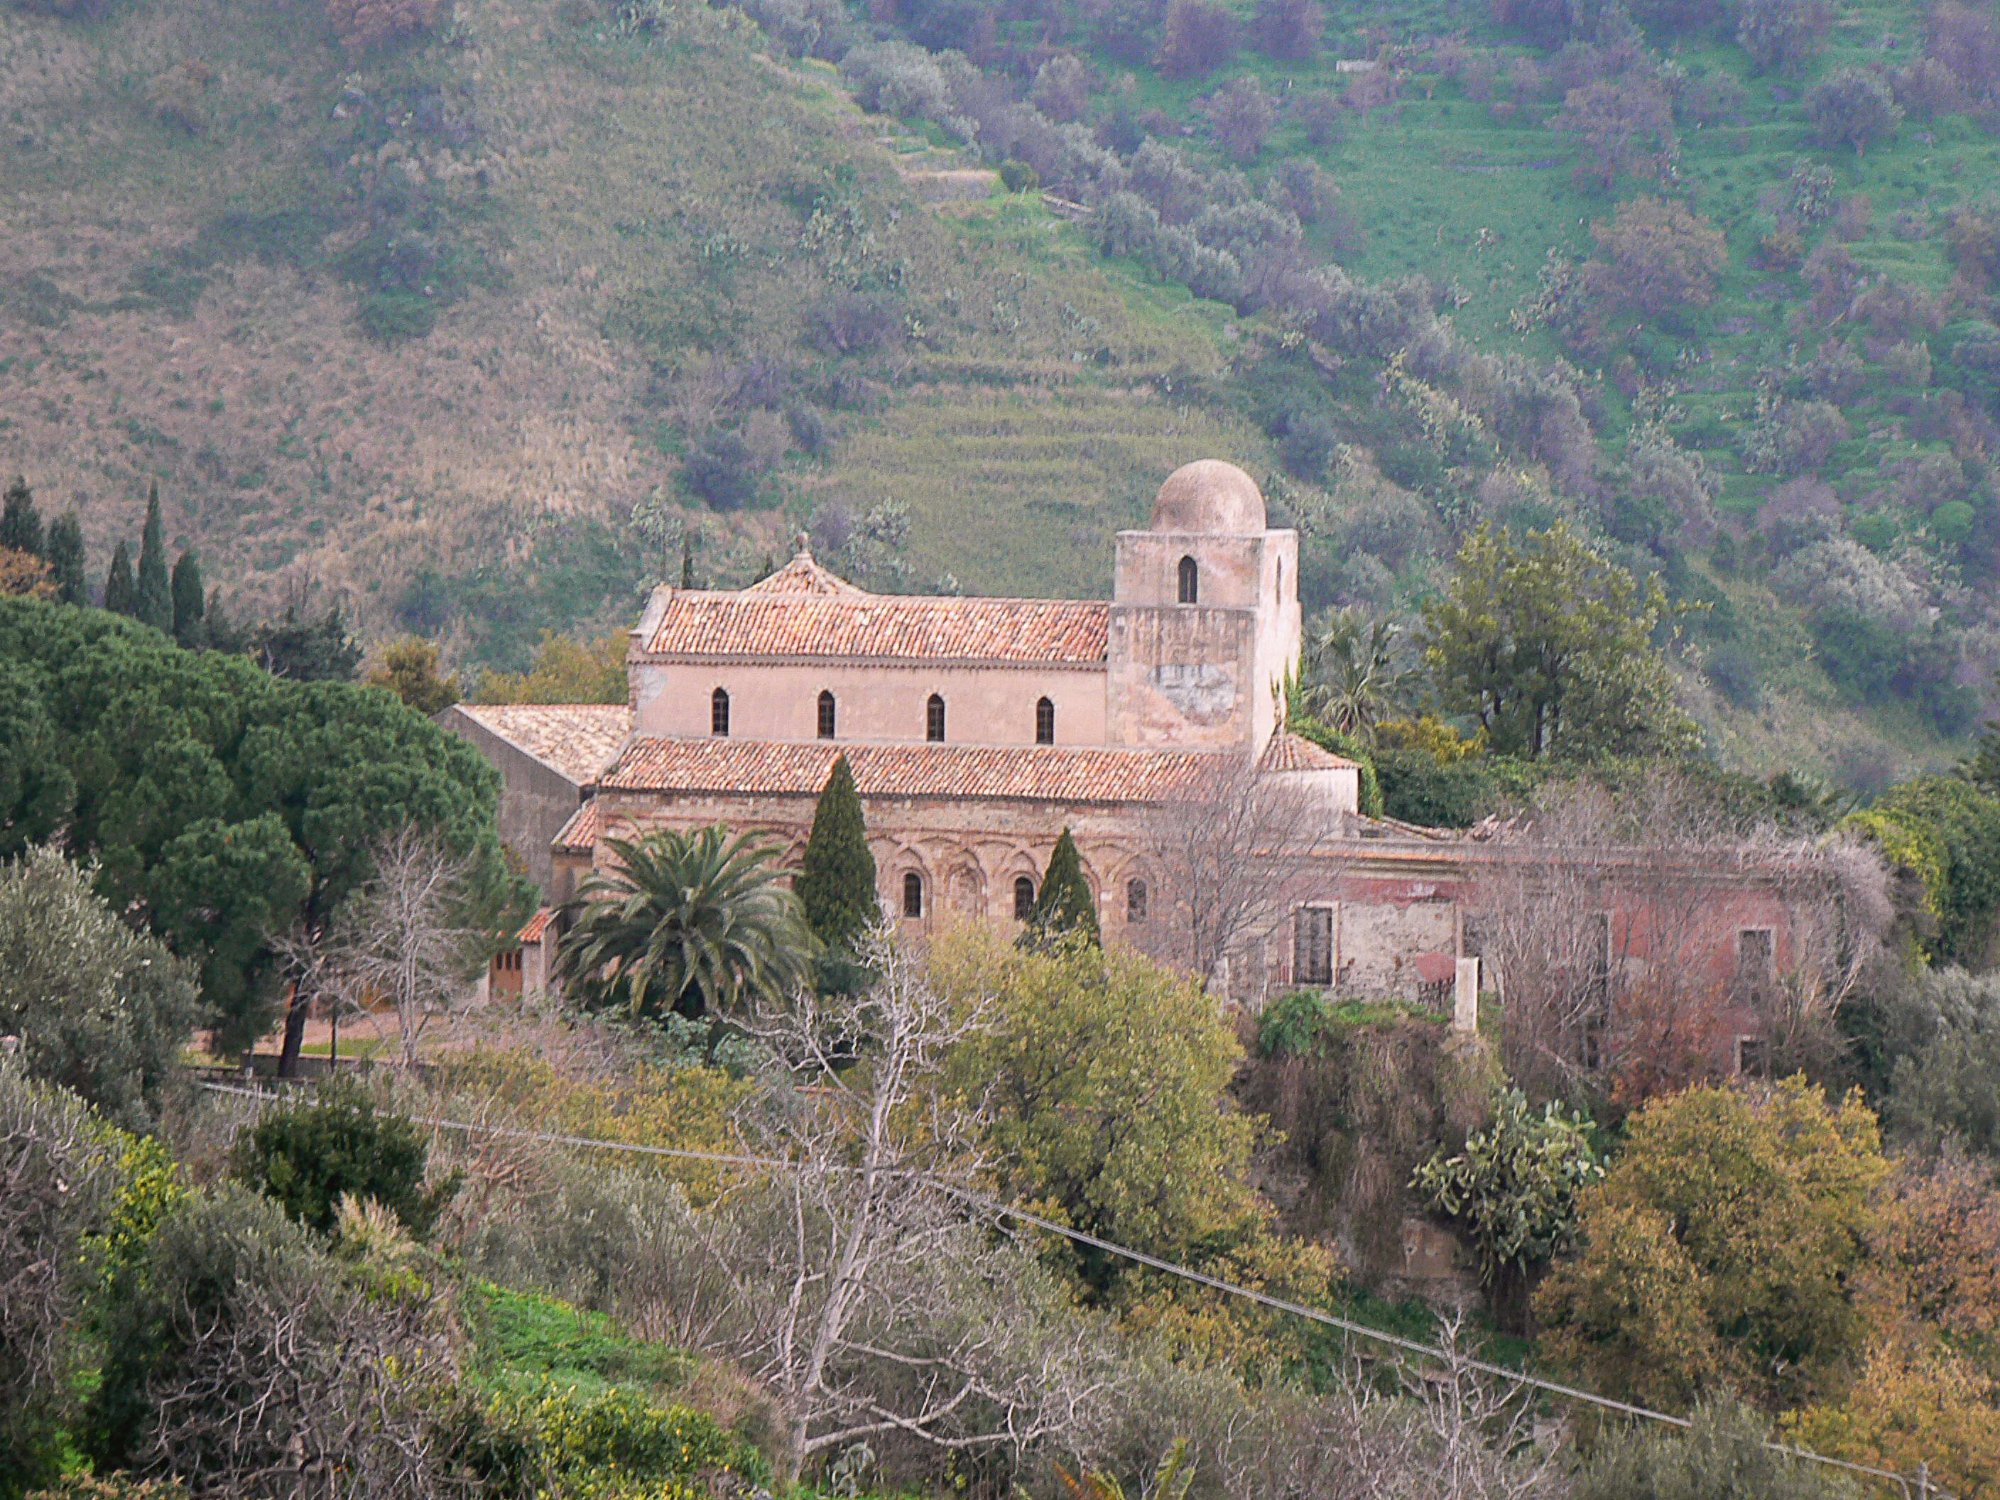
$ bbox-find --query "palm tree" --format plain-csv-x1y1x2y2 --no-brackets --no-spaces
1302,608,1409,737
555,826,816,1019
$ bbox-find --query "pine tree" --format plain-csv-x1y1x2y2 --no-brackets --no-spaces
0,476,43,558
135,483,173,633
170,550,207,648
796,755,878,952
44,512,86,604
1026,828,1100,947
103,541,137,616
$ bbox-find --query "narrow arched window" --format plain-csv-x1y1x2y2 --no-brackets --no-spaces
1014,876,1036,921
1035,696,1055,745
926,693,946,743
1127,878,1149,924
817,690,836,740
1177,554,1199,605
902,871,925,919
710,687,730,736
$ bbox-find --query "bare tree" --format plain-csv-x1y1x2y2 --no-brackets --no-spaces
694,929,1109,1485
1143,752,1350,996
1469,772,1893,1100
286,826,489,1069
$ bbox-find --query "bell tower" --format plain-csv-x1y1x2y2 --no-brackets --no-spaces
1106,461,1301,754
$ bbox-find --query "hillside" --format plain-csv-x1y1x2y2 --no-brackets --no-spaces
836,0,2000,785
6,0,2000,782
0,0,1269,665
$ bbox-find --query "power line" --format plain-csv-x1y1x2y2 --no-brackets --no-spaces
200,1081,1945,1499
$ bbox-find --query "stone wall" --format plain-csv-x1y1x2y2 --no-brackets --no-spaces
436,707,587,894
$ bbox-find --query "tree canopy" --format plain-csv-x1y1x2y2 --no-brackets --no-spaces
1422,522,1699,761
0,598,519,1059
796,755,877,954
1026,828,1100,947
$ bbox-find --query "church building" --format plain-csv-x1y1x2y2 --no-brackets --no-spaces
448,461,1807,1042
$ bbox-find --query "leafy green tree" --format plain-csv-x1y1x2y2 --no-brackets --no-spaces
1411,1087,1604,1310
169,550,205,648
1857,776,2000,965
795,755,877,952
1879,968,2000,1155
1026,828,1100,947
43,512,86,605
935,928,1263,1275
134,483,172,634
1537,1078,1890,1408
472,629,627,704
0,663,74,861
556,827,815,1020
0,600,518,1065
102,541,136,617
0,476,43,559
1422,522,1698,760
232,1079,452,1236
365,636,459,714
0,846,200,1130
252,603,362,681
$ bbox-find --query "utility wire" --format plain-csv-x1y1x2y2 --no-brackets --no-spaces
200,1080,1945,1499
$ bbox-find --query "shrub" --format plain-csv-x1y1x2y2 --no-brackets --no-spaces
1156,0,1237,78
232,1078,454,1238
679,428,765,511
324,0,446,52
998,158,1039,194
86,1184,459,1487
358,288,438,343
1412,1088,1604,1299
1807,68,1903,156
446,1381,766,1497
1735,0,1831,74
1249,0,1322,59
1576,1400,1864,1500
0,1063,124,1496
0,846,199,1131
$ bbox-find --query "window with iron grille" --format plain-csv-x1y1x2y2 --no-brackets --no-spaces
1126,878,1148,923
902,872,924,919
1014,876,1035,921
1294,906,1334,986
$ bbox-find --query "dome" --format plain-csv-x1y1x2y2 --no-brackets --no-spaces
1149,460,1266,534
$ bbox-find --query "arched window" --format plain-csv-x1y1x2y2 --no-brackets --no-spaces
1035,696,1055,745
902,871,925,919
710,687,730,736
817,690,836,740
1126,878,1149,924
1014,876,1036,921
1177,554,1199,605
926,693,946,743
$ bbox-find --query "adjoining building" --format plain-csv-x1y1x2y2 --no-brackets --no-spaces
449,461,1812,1064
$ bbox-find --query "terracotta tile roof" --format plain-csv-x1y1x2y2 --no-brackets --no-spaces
553,799,603,852
1260,731,1358,772
517,907,555,945
451,704,631,787
602,738,1211,805
640,569,1110,666
745,551,869,597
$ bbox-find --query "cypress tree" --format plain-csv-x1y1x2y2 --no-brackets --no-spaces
135,483,173,632
1027,828,1100,947
0,476,43,558
170,550,207,648
103,541,137,616
44,512,86,604
796,755,878,952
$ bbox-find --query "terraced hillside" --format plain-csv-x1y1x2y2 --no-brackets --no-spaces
0,0,1268,663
